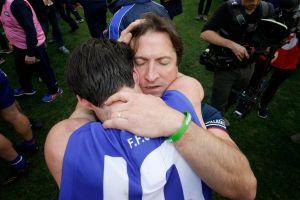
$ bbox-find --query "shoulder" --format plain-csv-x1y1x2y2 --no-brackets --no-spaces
45,118,90,152
44,118,90,186
202,2,231,31
47,118,90,137
169,74,202,90
216,1,231,14
260,1,275,17
168,74,204,103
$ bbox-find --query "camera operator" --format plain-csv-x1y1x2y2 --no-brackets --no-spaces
258,0,299,118
200,0,274,122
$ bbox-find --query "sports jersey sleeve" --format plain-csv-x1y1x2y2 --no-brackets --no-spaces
162,90,202,127
201,103,227,133
108,4,135,40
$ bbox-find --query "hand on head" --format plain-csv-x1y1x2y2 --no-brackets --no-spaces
118,19,146,44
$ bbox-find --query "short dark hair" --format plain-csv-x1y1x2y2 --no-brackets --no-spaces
66,38,135,106
131,13,183,65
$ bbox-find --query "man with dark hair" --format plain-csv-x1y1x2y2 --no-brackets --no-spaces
200,0,274,118
45,38,213,199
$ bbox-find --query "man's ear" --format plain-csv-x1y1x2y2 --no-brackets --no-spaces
76,95,94,110
133,68,139,85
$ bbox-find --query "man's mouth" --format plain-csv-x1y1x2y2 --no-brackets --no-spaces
145,85,161,90
143,85,163,94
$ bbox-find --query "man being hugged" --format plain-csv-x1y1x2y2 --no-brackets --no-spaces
46,38,210,199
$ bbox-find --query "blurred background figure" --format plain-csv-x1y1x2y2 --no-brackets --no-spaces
53,0,79,33
0,0,63,102
200,0,274,126
258,0,299,118
160,0,182,19
0,69,38,152
195,0,212,21
258,33,299,118
79,0,107,38
64,0,84,23
28,0,71,54
0,68,41,185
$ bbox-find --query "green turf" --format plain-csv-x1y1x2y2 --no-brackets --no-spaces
0,0,299,199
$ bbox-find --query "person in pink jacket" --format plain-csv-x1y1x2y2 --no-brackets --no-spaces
0,0,62,102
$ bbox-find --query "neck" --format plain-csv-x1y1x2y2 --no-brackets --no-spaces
97,86,141,122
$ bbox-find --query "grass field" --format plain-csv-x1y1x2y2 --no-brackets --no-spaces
0,0,300,199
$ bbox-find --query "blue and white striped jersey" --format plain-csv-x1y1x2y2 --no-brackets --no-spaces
59,90,211,200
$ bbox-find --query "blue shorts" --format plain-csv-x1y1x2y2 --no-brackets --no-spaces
0,69,15,109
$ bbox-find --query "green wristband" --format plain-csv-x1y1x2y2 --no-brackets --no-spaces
167,112,192,143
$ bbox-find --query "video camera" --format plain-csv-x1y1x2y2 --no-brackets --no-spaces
199,17,289,72
199,45,234,71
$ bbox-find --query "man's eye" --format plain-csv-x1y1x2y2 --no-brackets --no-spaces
160,62,169,66
160,59,170,66
134,59,146,66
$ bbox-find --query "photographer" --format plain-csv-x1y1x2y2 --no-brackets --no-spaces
200,0,274,121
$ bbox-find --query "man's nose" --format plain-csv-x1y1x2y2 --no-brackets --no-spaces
145,62,159,81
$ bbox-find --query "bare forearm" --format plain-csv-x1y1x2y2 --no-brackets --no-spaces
200,30,249,61
174,123,257,200
200,30,234,50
